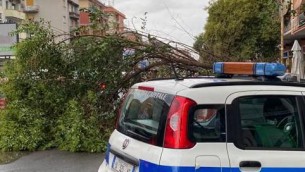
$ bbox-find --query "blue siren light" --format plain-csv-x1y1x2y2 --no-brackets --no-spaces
213,62,286,77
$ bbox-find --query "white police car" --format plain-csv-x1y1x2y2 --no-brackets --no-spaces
98,62,305,172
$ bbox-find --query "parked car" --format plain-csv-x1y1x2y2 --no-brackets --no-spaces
98,62,305,172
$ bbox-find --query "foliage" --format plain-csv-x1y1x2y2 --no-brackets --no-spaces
0,20,123,152
0,101,47,151
55,99,107,152
194,0,280,62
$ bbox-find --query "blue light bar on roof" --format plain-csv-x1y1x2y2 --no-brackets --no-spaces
213,62,286,77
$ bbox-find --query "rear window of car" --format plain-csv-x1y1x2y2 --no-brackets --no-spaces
117,88,174,146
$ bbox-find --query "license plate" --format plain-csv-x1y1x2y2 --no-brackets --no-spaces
112,156,134,172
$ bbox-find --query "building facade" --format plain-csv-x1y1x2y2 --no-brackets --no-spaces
23,0,79,36
79,0,125,35
79,0,105,26
283,0,305,55
68,0,80,32
0,0,80,39
0,0,26,23
104,6,125,34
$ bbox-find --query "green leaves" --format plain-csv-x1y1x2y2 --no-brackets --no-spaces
55,100,106,152
195,0,280,62
0,102,47,151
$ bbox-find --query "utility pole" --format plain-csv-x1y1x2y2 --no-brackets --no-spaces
278,0,285,65
281,11,285,64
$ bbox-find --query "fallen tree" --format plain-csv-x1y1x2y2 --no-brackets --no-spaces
0,18,210,152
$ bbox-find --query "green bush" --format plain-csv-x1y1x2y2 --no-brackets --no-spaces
55,100,108,152
0,101,47,151
0,20,122,152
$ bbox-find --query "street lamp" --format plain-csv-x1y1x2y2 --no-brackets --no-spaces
277,0,290,66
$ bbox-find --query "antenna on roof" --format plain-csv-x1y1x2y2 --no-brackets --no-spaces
171,63,183,81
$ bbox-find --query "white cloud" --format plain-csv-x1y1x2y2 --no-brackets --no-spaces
101,0,209,46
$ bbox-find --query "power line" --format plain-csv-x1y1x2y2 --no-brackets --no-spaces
162,2,195,41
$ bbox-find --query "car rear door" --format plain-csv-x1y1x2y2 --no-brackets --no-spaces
226,90,305,171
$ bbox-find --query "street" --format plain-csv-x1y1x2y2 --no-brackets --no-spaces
0,150,104,172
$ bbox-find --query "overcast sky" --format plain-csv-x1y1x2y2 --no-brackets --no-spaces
100,0,209,46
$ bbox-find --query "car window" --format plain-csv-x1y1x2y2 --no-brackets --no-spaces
117,88,174,146
189,105,225,142
237,96,304,149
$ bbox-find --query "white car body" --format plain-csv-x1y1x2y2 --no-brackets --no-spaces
98,77,305,172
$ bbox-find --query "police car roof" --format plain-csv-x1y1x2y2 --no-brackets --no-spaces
133,76,305,95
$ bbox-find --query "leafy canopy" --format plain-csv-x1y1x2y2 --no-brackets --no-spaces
194,0,280,62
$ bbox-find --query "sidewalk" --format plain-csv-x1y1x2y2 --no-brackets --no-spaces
0,150,104,172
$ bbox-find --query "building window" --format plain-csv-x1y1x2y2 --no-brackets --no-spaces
5,0,8,9
0,0,2,7
11,3,15,10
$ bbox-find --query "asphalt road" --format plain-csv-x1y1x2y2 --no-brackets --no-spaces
0,150,105,172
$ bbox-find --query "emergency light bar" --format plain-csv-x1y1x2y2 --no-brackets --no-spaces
213,62,286,77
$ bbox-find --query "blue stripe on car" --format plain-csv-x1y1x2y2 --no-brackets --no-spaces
139,159,305,172
104,145,305,172
139,159,229,172
105,143,111,164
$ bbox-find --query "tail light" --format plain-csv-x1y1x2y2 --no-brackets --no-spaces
164,96,196,149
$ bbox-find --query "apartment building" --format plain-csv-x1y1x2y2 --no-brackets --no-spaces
0,0,79,37
283,0,305,55
79,0,105,26
79,0,125,35
104,6,125,34
68,0,80,32
0,0,26,23
23,0,79,36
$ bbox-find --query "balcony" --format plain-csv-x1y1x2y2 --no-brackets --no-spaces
284,12,305,42
22,5,39,13
68,0,79,7
4,9,26,21
69,11,80,19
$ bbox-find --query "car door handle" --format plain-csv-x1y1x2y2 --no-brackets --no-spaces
239,161,261,168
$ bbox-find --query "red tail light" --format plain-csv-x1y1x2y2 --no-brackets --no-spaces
138,86,154,91
164,96,196,149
